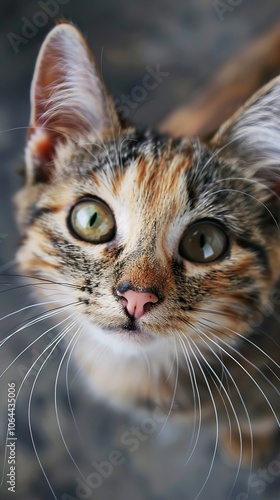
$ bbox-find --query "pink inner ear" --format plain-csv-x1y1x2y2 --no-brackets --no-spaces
27,31,84,172
26,128,56,182
33,49,58,128
29,25,107,145
27,128,53,158
31,43,92,139
26,24,120,183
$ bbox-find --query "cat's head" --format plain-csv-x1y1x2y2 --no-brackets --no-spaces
15,23,280,359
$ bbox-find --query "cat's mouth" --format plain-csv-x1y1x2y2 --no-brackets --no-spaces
104,318,156,342
122,317,139,332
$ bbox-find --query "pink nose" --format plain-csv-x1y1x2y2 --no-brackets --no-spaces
117,289,159,319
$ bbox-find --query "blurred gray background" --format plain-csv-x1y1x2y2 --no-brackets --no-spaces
1,1,280,499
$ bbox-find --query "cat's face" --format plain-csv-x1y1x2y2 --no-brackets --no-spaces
16,133,279,357
16,24,280,363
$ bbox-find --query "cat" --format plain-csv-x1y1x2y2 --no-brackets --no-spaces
14,21,280,465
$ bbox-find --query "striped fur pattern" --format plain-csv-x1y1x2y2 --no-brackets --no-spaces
15,23,280,462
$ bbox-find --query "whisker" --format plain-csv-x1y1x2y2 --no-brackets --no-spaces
0,299,71,323
165,337,177,383
201,187,279,229
158,335,179,435
69,336,111,388
1,317,76,494
200,316,280,385
54,322,87,480
175,332,202,465
185,322,254,492
27,328,73,500
0,302,80,348
198,307,280,370
14,315,78,398
0,273,79,289
197,318,280,426
65,327,88,448
188,335,248,499
0,307,79,377
183,336,219,500
200,137,238,173
210,175,280,205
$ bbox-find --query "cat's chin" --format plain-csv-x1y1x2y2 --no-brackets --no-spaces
74,320,173,406
81,319,161,357
105,325,155,341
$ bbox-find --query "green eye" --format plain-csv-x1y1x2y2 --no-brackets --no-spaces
179,220,229,263
69,198,115,243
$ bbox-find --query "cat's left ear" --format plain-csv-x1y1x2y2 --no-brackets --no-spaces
212,75,280,200
26,22,120,183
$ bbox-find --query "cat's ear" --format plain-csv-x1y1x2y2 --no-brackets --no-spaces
26,22,119,183
212,76,280,199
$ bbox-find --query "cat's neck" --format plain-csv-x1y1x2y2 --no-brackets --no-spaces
74,305,280,416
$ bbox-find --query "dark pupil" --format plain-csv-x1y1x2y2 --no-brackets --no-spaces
89,212,97,227
199,233,206,249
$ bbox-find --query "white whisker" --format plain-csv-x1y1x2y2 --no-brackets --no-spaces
184,337,220,500
197,318,280,426
201,316,280,389
187,323,254,492
0,299,71,324
1,310,78,379
54,322,87,480
0,302,80,348
158,335,179,435
175,332,202,465
27,330,72,500
15,314,77,398
65,327,88,448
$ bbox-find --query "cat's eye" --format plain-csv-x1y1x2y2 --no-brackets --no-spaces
69,198,115,244
179,220,229,264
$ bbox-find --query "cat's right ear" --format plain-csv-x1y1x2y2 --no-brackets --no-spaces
210,75,280,214
25,22,120,184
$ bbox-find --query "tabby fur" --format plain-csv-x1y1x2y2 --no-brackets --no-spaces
15,22,280,463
